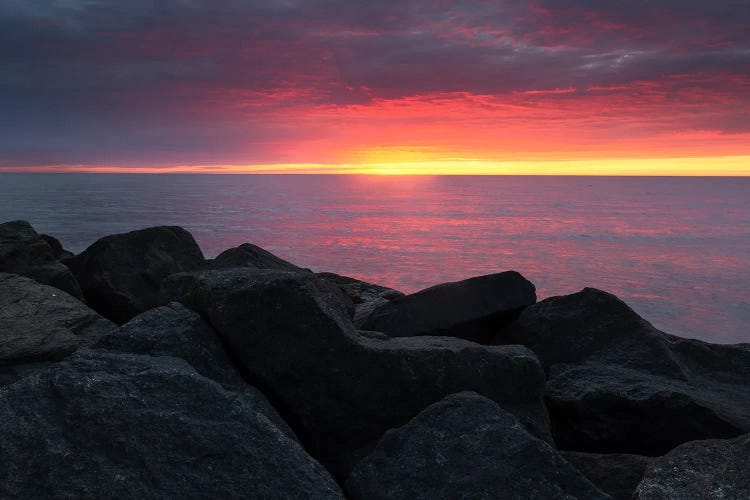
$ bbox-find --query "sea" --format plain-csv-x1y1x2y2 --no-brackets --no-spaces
1,173,748,344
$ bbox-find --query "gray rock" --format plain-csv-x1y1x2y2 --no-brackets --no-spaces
39,233,74,261
361,271,536,343
0,273,114,367
495,288,750,455
94,302,297,440
210,242,307,272
562,451,653,500
0,349,344,499
635,434,750,500
345,392,607,500
67,226,206,324
0,220,82,298
161,268,550,478
316,272,404,327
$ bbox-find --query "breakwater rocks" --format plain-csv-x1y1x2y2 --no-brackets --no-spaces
1,220,748,499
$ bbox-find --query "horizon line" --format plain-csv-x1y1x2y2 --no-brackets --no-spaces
1,155,748,176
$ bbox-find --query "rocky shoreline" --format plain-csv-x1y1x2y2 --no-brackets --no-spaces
1,220,748,499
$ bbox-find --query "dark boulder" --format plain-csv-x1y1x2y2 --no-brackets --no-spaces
546,363,747,455
494,288,687,378
94,302,296,440
161,268,550,478
39,233,74,260
67,226,206,324
635,434,750,499
210,242,307,272
0,273,114,367
0,220,82,298
360,271,536,343
316,272,404,327
495,288,750,455
562,451,653,500
0,349,344,499
345,392,607,500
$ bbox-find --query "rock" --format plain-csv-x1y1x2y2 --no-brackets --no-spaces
562,451,653,500
360,271,536,343
67,226,206,324
161,268,550,478
0,273,115,367
495,288,750,455
494,288,686,378
316,272,405,327
345,392,607,500
94,302,297,440
635,434,750,499
39,233,74,260
0,220,82,298
210,242,307,272
0,349,344,499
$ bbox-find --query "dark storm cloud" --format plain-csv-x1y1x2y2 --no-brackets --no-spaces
1,0,749,165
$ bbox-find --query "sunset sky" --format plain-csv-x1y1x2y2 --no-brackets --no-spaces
2,1,749,174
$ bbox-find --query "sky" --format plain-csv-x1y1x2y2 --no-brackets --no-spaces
2,0,749,174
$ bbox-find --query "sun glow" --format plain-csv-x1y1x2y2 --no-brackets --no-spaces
5,155,748,175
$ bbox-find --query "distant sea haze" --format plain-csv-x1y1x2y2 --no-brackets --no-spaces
1,173,748,344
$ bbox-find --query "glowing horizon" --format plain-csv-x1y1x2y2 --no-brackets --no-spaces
2,2,749,175
4,155,749,176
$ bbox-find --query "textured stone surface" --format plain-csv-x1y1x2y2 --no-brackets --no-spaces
635,434,750,500
162,268,550,478
210,242,307,272
0,349,344,499
67,226,206,324
562,451,653,500
361,271,536,343
0,273,114,367
316,272,404,327
39,233,74,261
95,302,297,440
0,220,82,298
346,392,607,500
495,288,750,455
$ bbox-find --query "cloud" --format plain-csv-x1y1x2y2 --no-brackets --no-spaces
1,0,749,167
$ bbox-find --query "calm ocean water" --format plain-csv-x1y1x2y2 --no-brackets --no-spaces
0,173,748,344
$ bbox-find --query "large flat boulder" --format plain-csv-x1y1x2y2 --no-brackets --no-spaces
94,302,296,440
360,271,536,343
161,268,550,478
0,349,344,499
562,451,653,500
210,242,307,272
494,288,750,455
0,273,114,367
635,434,750,499
0,220,82,298
345,392,607,500
67,226,206,324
